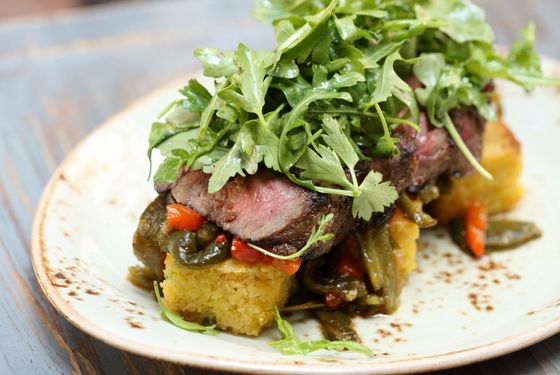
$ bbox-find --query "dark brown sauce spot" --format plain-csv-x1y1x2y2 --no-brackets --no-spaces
125,317,144,329
376,329,392,338
128,321,143,329
50,282,68,288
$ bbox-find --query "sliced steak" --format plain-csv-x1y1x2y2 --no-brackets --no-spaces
164,169,354,258
155,106,485,259
360,107,485,191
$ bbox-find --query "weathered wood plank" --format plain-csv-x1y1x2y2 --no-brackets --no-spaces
0,0,558,374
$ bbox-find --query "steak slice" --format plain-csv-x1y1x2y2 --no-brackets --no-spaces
361,107,485,192
164,169,354,258
155,106,485,259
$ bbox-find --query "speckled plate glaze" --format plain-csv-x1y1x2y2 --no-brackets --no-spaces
32,57,560,374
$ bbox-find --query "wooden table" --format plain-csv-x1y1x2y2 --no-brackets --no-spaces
1,0,559,373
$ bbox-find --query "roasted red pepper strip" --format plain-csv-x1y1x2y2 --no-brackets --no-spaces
214,234,227,244
166,204,205,231
336,248,364,279
323,292,343,308
465,201,488,258
231,237,263,264
269,258,303,276
230,237,303,275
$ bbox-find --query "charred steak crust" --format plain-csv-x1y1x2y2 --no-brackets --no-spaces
361,107,485,193
163,169,354,258
251,192,354,258
155,106,485,259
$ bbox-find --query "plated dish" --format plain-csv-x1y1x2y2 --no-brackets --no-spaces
131,0,554,348
32,0,560,373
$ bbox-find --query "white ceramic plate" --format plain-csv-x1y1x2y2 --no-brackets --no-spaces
32,57,560,374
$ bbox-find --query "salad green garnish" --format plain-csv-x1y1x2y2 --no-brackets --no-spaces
249,213,335,259
153,281,219,335
148,0,559,221
269,307,374,356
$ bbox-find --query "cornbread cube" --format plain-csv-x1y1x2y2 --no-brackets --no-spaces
161,254,293,336
389,208,420,284
430,120,523,223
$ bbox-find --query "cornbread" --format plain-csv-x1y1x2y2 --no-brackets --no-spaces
389,208,421,285
430,120,523,223
161,254,293,336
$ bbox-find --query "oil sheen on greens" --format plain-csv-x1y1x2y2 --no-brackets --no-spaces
148,0,558,221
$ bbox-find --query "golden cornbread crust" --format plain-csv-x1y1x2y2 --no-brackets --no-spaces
162,254,293,336
430,120,523,223
389,208,420,286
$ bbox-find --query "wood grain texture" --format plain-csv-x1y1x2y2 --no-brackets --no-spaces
0,0,558,374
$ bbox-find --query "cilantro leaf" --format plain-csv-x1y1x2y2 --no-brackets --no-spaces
269,307,373,357
297,144,352,189
320,115,359,170
352,171,399,220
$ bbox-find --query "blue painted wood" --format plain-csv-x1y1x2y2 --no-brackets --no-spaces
0,0,558,374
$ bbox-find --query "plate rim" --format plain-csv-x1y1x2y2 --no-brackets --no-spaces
31,63,560,374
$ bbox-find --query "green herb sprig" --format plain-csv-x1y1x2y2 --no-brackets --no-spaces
249,213,335,259
153,281,219,335
269,307,374,356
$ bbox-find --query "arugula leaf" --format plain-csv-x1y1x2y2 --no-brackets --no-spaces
179,79,213,112
465,24,560,91
219,44,275,124
198,80,227,139
277,0,338,62
334,15,369,43
360,41,405,69
415,0,494,43
207,122,260,193
194,48,237,78
153,156,184,185
413,53,493,179
252,124,281,171
252,0,322,25
366,51,419,121
156,128,199,157
148,122,186,160
153,281,219,335
413,53,446,105
269,307,373,356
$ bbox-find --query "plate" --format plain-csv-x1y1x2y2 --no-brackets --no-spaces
32,57,560,374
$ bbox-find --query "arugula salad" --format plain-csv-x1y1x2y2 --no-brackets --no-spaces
130,0,557,357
